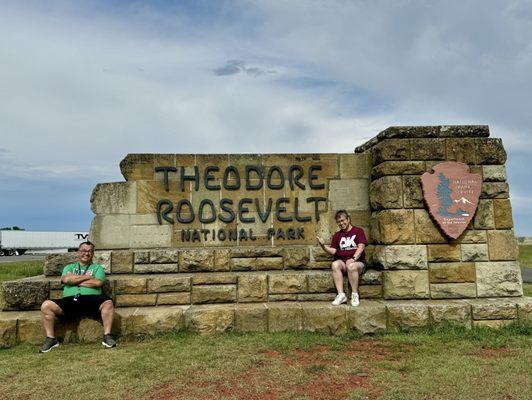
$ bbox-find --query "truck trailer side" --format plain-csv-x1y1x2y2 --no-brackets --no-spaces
0,231,89,256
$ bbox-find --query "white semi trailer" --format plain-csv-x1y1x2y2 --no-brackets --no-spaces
0,231,89,256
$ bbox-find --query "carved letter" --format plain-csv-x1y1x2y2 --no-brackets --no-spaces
181,230,191,241
294,198,311,222
308,165,325,189
176,199,195,223
275,197,292,222
256,198,273,223
245,165,263,190
223,166,241,190
204,166,221,190
288,165,305,190
155,166,177,192
266,166,284,189
198,199,216,223
306,197,327,221
238,198,255,223
180,166,200,191
219,198,235,223
157,199,174,224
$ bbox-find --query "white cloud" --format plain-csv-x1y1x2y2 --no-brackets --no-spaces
0,2,383,171
1,0,531,232
213,59,276,77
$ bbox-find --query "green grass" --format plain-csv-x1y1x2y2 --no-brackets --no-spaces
0,324,530,400
523,283,532,297
0,254,531,398
519,244,532,268
0,260,43,282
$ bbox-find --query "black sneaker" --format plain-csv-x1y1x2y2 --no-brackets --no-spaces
102,334,117,348
39,337,59,353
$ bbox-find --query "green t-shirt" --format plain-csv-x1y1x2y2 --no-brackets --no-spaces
61,262,106,297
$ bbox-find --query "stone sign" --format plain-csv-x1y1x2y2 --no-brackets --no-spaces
89,154,372,249
421,161,482,239
1,125,529,348
155,164,328,242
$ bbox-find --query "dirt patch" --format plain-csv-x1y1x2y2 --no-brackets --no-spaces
290,372,374,400
282,345,338,367
477,348,511,359
145,369,377,400
143,343,384,400
345,339,412,362
261,350,283,358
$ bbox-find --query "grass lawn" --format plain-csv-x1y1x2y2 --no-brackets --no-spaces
0,260,43,282
0,324,530,400
519,244,532,268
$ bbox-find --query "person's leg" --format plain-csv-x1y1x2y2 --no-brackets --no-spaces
331,260,348,305
331,260,346,293
40,300,64,338
346,260,364,293
99,300,114,335
346,261,365,306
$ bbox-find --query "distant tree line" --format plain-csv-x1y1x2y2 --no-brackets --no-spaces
0,226,25,230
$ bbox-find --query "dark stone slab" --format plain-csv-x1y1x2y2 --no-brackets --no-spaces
476,138,507,165
1,279,49,310
44,253,78,276
355,125,490,154
119,154,155,181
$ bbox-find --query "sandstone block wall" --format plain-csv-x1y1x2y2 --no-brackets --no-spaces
0,125,529,346
4,125,522,311
356,125,523,300
86,125,524,301
0,247,383,311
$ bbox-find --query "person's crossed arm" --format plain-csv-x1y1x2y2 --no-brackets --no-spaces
79,278,104,288
61,274,104,288
61,273,90,286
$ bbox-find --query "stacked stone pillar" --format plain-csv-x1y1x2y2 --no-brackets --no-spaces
356,126,523,300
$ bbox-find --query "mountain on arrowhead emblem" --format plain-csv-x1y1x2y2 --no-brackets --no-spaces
420,162,482,239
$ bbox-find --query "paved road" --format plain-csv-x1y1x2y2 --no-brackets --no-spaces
0,254,46,264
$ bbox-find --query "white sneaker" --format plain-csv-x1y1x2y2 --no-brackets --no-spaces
351,292,360,307
332,293,347,306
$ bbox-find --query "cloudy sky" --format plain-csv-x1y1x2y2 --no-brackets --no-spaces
1,0,531,234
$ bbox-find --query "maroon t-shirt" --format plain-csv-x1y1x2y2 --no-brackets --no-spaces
330,226,367,262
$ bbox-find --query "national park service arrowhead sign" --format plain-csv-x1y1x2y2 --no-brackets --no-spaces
420,162,482,239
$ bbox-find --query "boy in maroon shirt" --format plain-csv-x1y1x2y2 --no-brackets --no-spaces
317,210,367,306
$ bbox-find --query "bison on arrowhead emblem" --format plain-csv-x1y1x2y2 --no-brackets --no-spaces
420,162,482,239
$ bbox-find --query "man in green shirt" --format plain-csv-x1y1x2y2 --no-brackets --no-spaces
39,241,116,352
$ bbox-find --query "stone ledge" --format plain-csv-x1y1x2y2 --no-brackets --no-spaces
355,125,490,154
44,246,330,276
1,270,383,310
44,247,385,276
2,297,530,347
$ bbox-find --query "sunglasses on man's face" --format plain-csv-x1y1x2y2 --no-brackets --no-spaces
78,250,94,254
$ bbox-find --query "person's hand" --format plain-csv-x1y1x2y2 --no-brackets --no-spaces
316,236,324,246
